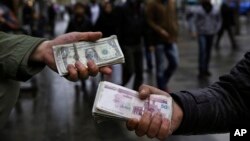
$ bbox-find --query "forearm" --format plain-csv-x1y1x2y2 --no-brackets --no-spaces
0,32,46,81
172,52,250,135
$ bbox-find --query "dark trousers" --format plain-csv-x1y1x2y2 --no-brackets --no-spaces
122,45,143,90
215,26,237,49
144,45,153,71
198,34,214,74
155,43,179,90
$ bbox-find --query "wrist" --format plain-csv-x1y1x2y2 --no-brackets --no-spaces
172,101,184,132
29,41,50,63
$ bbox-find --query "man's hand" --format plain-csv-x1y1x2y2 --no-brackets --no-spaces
30,32,112,81
160,29,169,41
126,84,183,140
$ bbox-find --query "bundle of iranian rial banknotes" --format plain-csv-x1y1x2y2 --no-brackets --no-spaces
53,35,125,76
92,81,173,123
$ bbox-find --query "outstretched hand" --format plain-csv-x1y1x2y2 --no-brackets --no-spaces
30,32,112,81
126,84,184,140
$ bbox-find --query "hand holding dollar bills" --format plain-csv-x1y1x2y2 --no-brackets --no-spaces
92,81,173,123
53,35,124,76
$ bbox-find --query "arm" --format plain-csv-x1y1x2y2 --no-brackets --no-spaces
0,32,112,81
173,52,250,134
127,52,250,139
145,2,169,39
0,32,46,80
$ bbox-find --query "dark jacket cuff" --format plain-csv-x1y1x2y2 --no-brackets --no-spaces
171,91,199,135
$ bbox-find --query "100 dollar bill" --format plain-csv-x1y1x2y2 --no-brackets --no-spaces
53,35,125,76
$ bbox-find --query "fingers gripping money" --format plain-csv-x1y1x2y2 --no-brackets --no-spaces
53,35,125,76
92,81,174,140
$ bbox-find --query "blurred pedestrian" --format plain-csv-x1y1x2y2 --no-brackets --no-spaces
47,1,56,37
146,0,179,91
66,2,91,33
30,12,46,38
117,0,144,90
215,0,237,50
95,0,118,37
142,8,154,73
192,0,221,78
22,0,33,34
0,3,19,32
88,0,102,31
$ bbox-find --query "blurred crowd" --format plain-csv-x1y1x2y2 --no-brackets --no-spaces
0,0,249,92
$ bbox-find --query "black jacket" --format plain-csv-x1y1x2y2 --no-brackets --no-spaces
172,52,250,134
220,3,235,28
95,10,118,38
116,3,144,46
66,16,92,33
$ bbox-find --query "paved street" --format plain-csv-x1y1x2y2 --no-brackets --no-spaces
0,18,249,141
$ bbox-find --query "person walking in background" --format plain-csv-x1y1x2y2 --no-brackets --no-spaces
142,9,154,74
117,0,144,90
146,0,179,92
66,2,92,33
0,2,19,32
47,1,56,37
88,0,102,31
22,0,34,34
30,12,46,37
215,0,237,50
95,0,118,38
192,0,221,78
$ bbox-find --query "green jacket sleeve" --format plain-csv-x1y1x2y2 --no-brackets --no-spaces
0,32,46,81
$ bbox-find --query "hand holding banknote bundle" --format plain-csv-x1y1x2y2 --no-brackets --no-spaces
31,32,113,81
126,84,184,140
92,81,183,140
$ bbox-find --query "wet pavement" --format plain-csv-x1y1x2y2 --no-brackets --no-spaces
0,18,249,141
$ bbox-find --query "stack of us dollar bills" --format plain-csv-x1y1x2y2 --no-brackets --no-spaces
53,35,125,76
92,81,173,123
